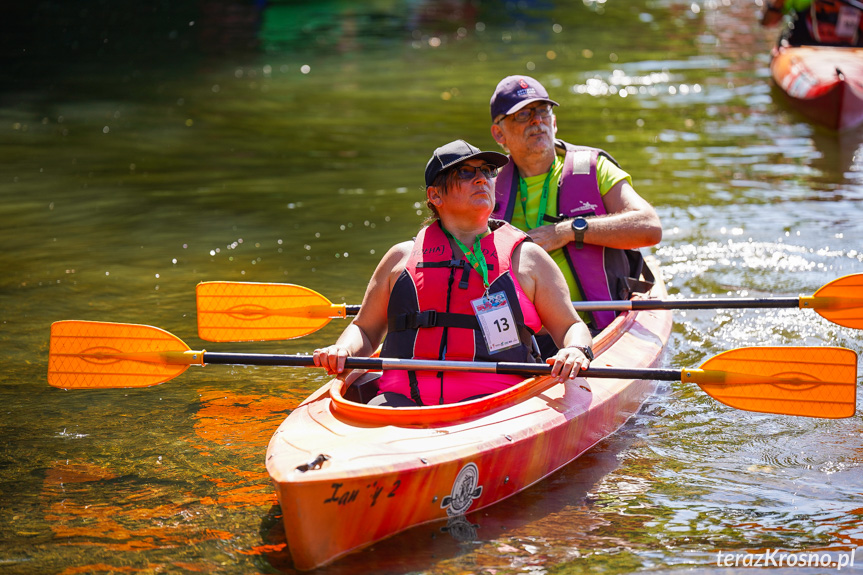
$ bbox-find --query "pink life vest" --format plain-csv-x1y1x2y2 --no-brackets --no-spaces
492,140,648,331
379,220,540,405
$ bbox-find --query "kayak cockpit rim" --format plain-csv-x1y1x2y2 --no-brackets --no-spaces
327,296,643,427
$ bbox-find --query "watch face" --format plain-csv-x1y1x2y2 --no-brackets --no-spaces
572,217,588,232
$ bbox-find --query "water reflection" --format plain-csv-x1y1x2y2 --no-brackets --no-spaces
189,389,291,509
807,125,863,186
27,381,305,573
42,460,229,548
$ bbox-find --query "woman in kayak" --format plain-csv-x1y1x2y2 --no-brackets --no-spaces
313,139,593,406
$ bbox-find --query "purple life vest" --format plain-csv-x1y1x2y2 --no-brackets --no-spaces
492,140,648,330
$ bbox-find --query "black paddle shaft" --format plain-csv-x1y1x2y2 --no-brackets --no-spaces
630,297,800,311
201,352,684,381
344,299,802,315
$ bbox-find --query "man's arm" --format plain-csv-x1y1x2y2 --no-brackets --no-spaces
525,179,662,251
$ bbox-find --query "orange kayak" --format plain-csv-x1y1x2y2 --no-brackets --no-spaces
770,45,863,131
265,260,672,570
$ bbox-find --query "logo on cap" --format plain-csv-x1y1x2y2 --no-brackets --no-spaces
515,78,536,98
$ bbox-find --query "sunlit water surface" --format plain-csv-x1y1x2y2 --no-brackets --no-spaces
1,1,861,574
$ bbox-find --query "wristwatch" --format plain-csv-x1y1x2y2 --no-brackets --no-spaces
570,217,589,249
571,345,594,361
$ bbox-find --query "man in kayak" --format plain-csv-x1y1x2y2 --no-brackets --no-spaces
487,75,662,348
761,0,863,46
314,139,593,407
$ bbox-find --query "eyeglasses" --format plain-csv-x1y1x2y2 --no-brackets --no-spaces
503,104,553,123
454,164,499,181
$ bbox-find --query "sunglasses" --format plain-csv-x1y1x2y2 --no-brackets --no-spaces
454,164,499,181
506,104,553,123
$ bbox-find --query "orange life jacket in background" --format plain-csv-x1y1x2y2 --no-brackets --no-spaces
805,0,863,45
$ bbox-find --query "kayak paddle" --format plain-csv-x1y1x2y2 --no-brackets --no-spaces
196,282,360,342
195,273,863,341
47,320,857,419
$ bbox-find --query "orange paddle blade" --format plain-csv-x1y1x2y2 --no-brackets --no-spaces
48,321,199,389
196,282,347,342
685,347,857,419
803,273,863,330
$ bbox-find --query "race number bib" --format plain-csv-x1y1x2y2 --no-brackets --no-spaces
471,291,520,354
836,6,861,39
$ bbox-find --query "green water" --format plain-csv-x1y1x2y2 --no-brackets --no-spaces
2,1,862,573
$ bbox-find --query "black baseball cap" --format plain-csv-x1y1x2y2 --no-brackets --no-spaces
490,75,559,121
424,140,508,186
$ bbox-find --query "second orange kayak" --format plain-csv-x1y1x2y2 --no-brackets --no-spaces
771,44,863,131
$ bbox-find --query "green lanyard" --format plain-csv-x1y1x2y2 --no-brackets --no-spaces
442,226,490,291
518,169,553,230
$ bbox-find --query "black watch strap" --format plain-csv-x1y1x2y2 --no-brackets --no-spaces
571,217,588,250
571,345,594,361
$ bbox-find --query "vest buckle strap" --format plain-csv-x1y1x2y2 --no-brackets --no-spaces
416,260,494,270
390,310,485,332
391,310,439,331
458,265,471,289
417,310,438,328
416,259,465,269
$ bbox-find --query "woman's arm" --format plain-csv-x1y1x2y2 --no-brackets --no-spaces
514,241,593,380
313,241,410,375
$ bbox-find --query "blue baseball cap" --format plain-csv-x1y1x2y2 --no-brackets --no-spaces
490,75,559,121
